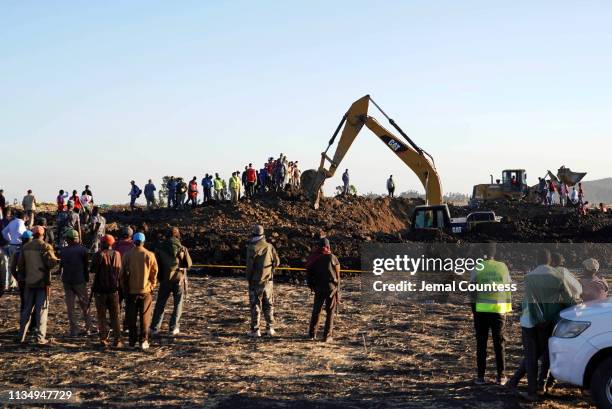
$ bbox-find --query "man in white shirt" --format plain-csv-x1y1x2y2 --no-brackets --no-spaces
570,187,579,205
1,210,26,290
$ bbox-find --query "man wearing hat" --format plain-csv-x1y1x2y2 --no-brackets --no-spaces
580,258,608,302
60,229,92,336
17,225,59,345
306,238,341,343
91,234,123,348
245,224,279,337
113,226,135,331
151,227,192,336
122,232,158,350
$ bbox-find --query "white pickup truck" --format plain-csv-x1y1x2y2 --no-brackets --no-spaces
550,299,612,408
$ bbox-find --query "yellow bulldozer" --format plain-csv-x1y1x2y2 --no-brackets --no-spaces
471,167,586,204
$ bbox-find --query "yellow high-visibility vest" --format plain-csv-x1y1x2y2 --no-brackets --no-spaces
475,259,512,314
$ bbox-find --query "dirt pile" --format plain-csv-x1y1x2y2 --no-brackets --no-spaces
39,195,612,271
464,202,612,243
100,195,421,271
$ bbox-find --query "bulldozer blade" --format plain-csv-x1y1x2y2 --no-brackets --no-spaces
557,167,587,186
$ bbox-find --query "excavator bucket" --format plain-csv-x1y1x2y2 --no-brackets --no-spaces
301,169,326,209
557,167,587,186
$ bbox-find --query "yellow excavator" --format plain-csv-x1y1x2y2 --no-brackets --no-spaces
301,95,461,231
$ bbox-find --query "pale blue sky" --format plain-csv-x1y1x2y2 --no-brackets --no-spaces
1,1,610,204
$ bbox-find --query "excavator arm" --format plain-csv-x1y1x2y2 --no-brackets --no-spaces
302,95,443,209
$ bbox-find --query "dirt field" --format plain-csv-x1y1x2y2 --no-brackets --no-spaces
0,274,594,408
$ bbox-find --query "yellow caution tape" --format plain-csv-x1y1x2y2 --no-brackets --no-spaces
191,264,368,274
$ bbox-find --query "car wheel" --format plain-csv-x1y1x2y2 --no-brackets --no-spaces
591,356,612,409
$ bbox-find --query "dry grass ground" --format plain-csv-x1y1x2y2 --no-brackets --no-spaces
0,275,593,408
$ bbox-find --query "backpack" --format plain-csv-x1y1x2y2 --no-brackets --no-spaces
156,243,191,283
93,249,122,293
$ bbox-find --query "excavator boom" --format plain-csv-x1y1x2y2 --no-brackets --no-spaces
302,95,443,208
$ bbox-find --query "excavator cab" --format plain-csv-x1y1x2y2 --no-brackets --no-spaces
411,205,452,230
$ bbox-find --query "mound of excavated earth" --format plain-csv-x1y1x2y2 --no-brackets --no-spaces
83,195,612,273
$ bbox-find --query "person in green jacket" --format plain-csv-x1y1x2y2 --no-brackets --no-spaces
245,224,279,338
517,249,578,401
151,227,192,336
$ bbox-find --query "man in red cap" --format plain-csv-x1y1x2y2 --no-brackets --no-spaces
91,234,123,348
17,225,59,345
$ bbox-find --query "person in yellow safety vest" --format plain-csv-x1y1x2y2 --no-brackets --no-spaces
229,172,241,204
213,173,224,201
221,179,227,201
470,242,512,386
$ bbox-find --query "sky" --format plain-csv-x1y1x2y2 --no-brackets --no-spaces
1,1,611,204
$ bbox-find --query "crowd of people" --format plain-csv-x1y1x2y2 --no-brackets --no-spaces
536,178,589,212
471,243,608,401
1,207,341,350
127,154,303,210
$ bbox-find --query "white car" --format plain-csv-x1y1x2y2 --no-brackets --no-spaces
550,298,612,408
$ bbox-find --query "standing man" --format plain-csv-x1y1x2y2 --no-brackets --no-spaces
56,201,80,248
246,164,257,198
91,235,123,348
80,190,93,224
70,190,83,214
89,206,106,253
56,190,69,212
229,172,241,204
187,177,198,208
213,173,224,201
241,166,249,198
176,178,188,208
2,210,26,291
518,249,578,400
201,174,213,204
10,230,33,315
245,225,279,337
342,169,350,196
113,226,135,332
306,238,340,343
151,227,192,336
37,217,55,248
113,226,135,256
17,225,59,345
144,179,157,209
559,182,568,206
578,182,584,205
167,177,177,209
547,179,557,205
60,229,92,336
82,185,94,202
471,243,512,386
128,181,141,211
122,232,158,350
22,190,37,229
387,175,395,198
